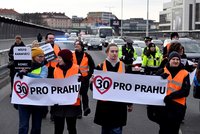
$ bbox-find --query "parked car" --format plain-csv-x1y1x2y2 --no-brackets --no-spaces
132,40,146,48
110,39,126,46
132,46,144,74
55,38,75,52
87,38,103,50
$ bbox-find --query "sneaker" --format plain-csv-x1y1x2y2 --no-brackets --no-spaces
84,108,91,116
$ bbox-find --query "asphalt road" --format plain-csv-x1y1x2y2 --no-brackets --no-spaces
0,47,200,134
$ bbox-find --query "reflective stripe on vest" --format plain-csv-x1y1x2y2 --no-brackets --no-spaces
46,44,60,68
102,60,123,73
73,53,89,76
164,67,188,106
31,67,42,75
54,64,80,106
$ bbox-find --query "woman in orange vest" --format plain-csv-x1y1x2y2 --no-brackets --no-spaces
94,44,133,134
156,51,190,134
51,49,81,134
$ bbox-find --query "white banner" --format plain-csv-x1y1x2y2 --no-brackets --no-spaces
11,75,81,106
93,70,168,106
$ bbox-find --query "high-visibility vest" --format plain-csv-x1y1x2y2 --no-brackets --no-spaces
54,63,80,106
102,60,123,73
46,44,60,68
164,67,188,106
31,67,42,75
72,53,89,77
142,51,162,67
166,43,171,53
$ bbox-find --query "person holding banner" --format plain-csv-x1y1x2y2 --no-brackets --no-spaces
51,49,81,134
73,40,95,118
155,51,190,134
17,47,48,134
94,43,133,134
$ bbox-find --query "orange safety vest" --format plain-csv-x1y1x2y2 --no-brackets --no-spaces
166,43,171,53
164,67,188,106
54,63,80,106
72,53,89,77
46,44,60,68
102,60,123,73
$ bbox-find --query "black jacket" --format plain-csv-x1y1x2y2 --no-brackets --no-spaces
94,60,129,127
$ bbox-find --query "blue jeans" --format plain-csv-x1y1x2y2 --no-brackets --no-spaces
101,126,122,134
18,105,43,134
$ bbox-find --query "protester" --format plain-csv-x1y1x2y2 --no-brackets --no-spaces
51,49,81,134
45,32,61,120
16,47,48,134
94,43,133,134
31,40,40,48
155,51,190,134
73,40,95,118
7,35,25,96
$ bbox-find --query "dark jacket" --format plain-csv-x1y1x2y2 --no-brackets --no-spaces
51,63,81,117
94,60,128,127
8,42,25,77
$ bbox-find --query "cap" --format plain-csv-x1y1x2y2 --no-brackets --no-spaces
32,47,44,58
148,43,156,48
168,51,181,61
144,37,152,42
58,49,73,63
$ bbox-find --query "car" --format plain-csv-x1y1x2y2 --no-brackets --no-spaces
132,40,146,48
87,38,103,50
132,46,144,74
55,38,75,52
110,39,126,46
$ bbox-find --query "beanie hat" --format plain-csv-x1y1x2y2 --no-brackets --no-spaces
58,49,73,63
168,51,181,61
32,47,44,58
148,43,156,48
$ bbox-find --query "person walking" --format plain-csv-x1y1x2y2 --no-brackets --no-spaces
142,43,162,75
51,49,81,134
7,35,25,96
118,38,137,73
94,43,133,134
16,47,48,134
156,51,190,134
72,40,95,117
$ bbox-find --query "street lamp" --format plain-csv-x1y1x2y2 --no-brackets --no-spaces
121,0,123,37
146,0,149,37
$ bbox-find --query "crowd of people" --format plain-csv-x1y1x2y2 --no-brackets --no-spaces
7,32,200,134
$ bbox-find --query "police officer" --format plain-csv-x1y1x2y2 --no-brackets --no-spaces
118,38,137,73
142,43,162,75
73,40,95,117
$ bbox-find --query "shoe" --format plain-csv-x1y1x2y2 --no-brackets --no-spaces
84,108,91,116
77,114,82,119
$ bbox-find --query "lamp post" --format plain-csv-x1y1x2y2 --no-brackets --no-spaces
146,0,149,37
121,0,123,37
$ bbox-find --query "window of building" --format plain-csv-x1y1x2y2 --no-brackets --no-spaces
196,3,200,22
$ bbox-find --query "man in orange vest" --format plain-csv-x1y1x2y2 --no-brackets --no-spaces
73,40,95,117
44,33,61,120
163,32,179,57
155,51,190,134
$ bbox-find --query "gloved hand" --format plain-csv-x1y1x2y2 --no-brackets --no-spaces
17,71,27,79
160,73,169,79
164,95,173,104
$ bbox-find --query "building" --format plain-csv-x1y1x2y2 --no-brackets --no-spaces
41,12,71,30
87,12,116,26
0,8,19,19
159,0,200,31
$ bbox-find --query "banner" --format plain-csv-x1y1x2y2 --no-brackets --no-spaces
11,75,81,106
93,70,168,106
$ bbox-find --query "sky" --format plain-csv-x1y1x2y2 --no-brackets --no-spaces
1,0,171,22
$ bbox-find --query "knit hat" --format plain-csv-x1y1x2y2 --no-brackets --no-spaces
168,51,181,61
58,49,73,63
32,47,44,58
148,43,156,48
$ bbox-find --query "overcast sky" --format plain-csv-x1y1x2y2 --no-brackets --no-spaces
1,0,171,22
